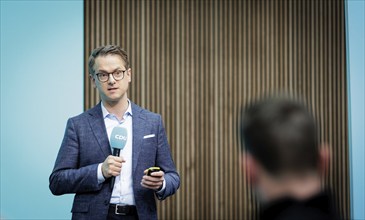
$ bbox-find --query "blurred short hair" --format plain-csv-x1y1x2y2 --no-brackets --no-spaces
240,98,319,175
88,45,130,76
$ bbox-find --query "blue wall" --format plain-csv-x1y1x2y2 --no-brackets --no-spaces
346,1,365,219
0,1,83,219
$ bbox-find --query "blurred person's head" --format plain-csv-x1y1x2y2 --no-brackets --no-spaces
240,97,329,202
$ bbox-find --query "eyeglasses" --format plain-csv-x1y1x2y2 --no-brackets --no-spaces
95,69,126,82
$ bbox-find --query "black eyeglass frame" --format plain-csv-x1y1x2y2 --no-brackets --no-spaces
95,69,127,82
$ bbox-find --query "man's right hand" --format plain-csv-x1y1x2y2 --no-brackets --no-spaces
101,155,126,178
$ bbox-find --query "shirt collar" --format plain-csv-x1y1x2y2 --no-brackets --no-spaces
101,99,133,119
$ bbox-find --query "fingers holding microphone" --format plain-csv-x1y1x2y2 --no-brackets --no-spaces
102,155,126,178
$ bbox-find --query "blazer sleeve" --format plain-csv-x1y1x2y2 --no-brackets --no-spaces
155,115,180,200
49,118,103,195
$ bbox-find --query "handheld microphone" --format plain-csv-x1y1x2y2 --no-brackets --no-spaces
109,126,128,189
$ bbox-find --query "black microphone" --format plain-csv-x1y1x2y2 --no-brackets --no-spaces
109,127,128,189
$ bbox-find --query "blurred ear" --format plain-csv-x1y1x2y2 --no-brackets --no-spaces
241,153,257,185
319,143,330,176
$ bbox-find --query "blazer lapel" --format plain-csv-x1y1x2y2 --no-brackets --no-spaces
87,103,111,158
131,103,145,173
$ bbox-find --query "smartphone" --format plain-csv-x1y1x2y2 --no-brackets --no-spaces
147,167,161,176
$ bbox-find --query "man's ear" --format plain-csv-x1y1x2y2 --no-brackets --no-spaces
89,74,96,88
319,143,331,176
241,153,257,185
127,68,132,82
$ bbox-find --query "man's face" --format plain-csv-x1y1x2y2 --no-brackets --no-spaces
91,54,131,104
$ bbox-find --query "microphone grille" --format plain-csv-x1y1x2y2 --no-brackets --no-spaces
110,126,128,150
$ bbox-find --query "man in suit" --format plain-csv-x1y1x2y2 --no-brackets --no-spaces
50,45,180,220
240,97,340,220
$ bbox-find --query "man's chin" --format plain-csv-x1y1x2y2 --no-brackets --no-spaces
102,97,122,105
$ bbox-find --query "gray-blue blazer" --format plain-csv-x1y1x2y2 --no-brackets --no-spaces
49,102,180,220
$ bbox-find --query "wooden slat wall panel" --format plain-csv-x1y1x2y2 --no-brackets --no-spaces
84,0,349,219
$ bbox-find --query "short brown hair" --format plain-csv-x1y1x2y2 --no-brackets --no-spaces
88,45,130,75
240,98,319,175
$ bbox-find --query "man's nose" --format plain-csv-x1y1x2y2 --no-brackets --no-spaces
107,73,116,84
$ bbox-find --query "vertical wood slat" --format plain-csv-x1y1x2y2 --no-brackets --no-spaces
84,0,349,219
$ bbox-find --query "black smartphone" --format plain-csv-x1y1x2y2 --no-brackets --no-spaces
147,167,161,176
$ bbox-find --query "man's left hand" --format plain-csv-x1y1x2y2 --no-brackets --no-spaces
141,170,164,191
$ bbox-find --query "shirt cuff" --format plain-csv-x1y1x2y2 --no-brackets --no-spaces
155,179,166,195
97,163,105,184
